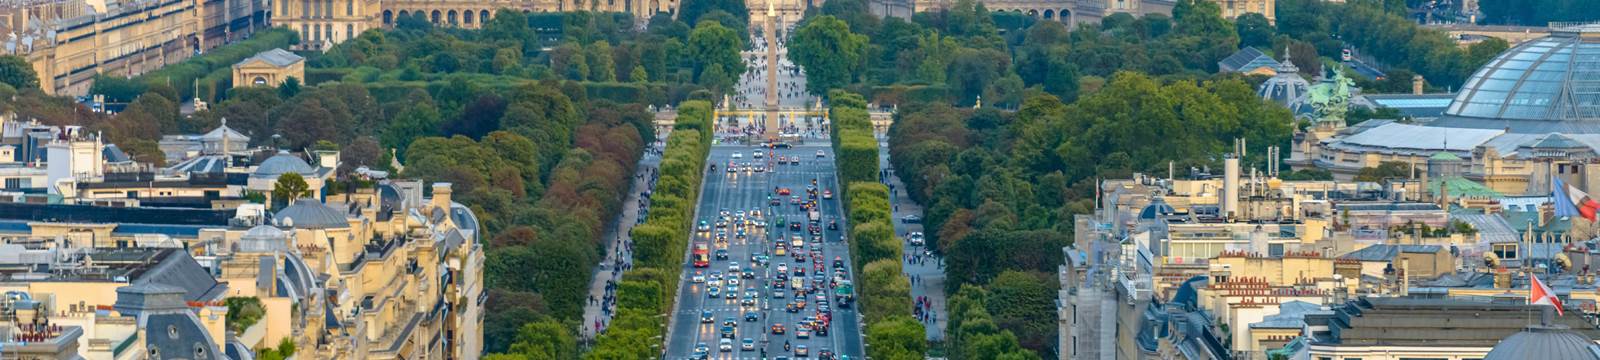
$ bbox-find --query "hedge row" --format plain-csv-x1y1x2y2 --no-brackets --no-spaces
586,100,714,358
827,90,926,359
133,28,299,101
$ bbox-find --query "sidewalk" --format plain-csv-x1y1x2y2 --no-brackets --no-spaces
579,134,667,340
878,136,948,341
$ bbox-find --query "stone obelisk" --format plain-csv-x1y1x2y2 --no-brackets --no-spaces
762,0,781,139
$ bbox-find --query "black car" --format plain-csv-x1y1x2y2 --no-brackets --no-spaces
745,311,760,322
715,249,729,260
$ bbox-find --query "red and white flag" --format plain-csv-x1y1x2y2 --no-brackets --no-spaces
1530,273,1565,316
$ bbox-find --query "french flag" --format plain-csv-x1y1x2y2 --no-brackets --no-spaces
1553,177,1600,222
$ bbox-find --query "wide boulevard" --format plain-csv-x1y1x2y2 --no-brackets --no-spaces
663,142,864,359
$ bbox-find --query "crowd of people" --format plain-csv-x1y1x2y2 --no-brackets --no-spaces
583,136,666,339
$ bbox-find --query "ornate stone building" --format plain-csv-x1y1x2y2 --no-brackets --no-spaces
911,0,1267,28
0,0,268,95
232,48,305,87
281,0,675,49
275,0,384,51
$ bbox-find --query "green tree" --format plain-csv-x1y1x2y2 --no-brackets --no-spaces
1467,37,1511,69
494,48,524,75
587,41,617,82
987,271,1059,352
789,16,869,96
278,76,301,98
1355,161,1413,182
502,318,578,360
1234,13,1275,49
223,297,265,333
0,55,38,90
866,315,927,360
687,21,743,90
272,172,314,205
630,66,648,83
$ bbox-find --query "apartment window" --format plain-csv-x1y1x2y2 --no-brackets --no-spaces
313,25,321,41
347,24,354,39
325,0,333,18
1494,243,1518,259
302,0,310,16
325,24,333,41
3,178,19,190
346,0,352,15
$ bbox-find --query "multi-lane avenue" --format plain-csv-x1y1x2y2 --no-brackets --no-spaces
664,142,864,359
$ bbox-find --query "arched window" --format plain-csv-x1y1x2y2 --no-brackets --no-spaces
254,77,269,85
448,10,457,24
481,10,490,22
383,10,393,24
463,10,474,24
431,10,441,23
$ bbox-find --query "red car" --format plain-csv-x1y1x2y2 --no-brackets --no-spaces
771,324,786,334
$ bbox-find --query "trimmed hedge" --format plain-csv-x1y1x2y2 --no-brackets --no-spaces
825,90,926,358
588,100,714,358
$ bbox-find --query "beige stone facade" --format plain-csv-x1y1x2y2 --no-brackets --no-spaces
912,0,1267,28
0,0,267,96
276,0,385,51
232,48,305,87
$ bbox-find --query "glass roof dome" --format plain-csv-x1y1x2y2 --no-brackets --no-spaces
1444,24,1600,123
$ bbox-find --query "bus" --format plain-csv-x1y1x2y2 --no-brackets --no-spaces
693,242,711,268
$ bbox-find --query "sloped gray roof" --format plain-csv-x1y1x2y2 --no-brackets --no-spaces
235,48,303,68
103,144,132,163
137,249,226,301
1251,301,1331,329
275,200,348,229
1339,244,1443,262
1484,326,1600,360
1529,133,1589,149
169,155,229,174
1334,123,1504,152
200,124,249,142
1219,47,1279,73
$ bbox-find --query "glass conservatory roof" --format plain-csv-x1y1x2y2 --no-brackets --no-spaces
1444,24,1600,122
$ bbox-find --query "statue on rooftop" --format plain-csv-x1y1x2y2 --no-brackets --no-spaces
1305,68,1356,129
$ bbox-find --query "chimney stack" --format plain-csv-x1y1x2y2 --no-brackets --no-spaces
1225,154,1240,219
431,182,453,210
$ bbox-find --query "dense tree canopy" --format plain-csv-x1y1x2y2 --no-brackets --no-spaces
0,56,39,91
789,16,870,95
687,20,745,91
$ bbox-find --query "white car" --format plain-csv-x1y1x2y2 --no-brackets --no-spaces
692,272,706,283
754,151,765,158
816,150,826,158
719,338,734,352
733,152,743,159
